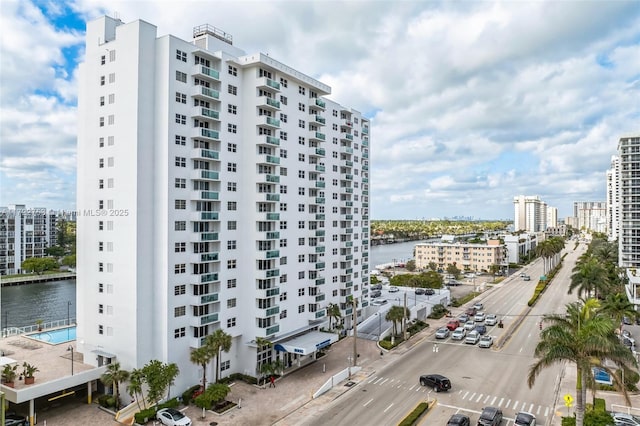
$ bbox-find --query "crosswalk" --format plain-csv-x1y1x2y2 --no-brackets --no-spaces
365,375,551,419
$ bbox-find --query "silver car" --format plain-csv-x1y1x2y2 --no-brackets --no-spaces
464,320,476,330
611,412,640,426
435,327,450,339
478,335,493,348
465,330,480,345
451,327,466,340
485,314,498,326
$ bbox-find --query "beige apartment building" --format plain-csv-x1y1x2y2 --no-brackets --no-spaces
414,240,505,272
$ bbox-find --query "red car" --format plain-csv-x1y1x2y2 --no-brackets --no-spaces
446,319,460,331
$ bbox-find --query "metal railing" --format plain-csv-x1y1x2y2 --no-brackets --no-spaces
2,318,75,338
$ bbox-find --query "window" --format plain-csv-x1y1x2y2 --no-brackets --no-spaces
298,102,305,112
224,279,236,290
100,96,105,106
228,221,237,230
279,203,287,211
175,157,186,167
227,298,237,308
280,77,288,87
298,171,305,179
297,188,305,196
280,310,287,319
227,259,237,269
298,271,305,279
175,200,186,209
228,84,237,95
227,163,237,172
99,117,105,127
226,200,237,211
298,204,305,212
176,49,187,62
98,325,104,335
176,71,187,83
298,119,305,129
175,114,186,125
227,182,237,191
174,264,186,274
98,283,104,293
298,305,305,313
280,185,287,194
100,55,106,65
99,158,104,168
299,86,306,95
175,92,187,103
228,123,237,133
98,221,104,231
174,327,186,338
109,73,115,83
227,318,236,328
109,94,115,104
228,104,237,114
298,154,305,162
109,50,116,62
280,113,287,123
100,75,105,86
175,221,186,231
298,221,305,229
280,95,288,105
174,284,186,295
98,241,104,251
299,137,305,145
279,221,287,230
228,143,237,152
220,360,231,371
175,178,186,188
99,137,104,147
175,242,186,252
280,239,287,247
228,65,237,76
280,131,287,141
108,115,114,125
174,306,186,317
298,255,305,263
108,136,114,146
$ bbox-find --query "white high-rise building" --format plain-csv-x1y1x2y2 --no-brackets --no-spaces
546,206,558,229
618,134,640,269
573,201,607,233
607,155,621,241
77,16,370,392
513,195,548,232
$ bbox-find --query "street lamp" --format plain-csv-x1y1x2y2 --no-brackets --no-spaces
377,313,382,341
67,301,72,341
67,345,74,375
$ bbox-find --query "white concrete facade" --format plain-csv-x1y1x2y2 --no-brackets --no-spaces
77,16,370,394
607,155,620,241
413,240,505,272
513,195,549,233
617,133,640,269
573,201,607,233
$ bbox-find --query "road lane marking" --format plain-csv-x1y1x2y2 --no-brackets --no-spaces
529,403,534,412
483,395,491,404
373,377,383,384
513,400,519,409
469,392,476,401
363,398,374,407
409,384,416,391
383,403,394,413
498,397,504,407
544,407,549,417
397,382,404,388
463,391,470,400
491,396,497,405
506,399,511,407
521,402,526,411
380,378,389,386
476,393,484,403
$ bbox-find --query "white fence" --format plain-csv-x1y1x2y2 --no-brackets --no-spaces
2,319,75,338
313,366,362,399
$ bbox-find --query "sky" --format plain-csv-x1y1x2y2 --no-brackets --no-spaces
1,1,639,220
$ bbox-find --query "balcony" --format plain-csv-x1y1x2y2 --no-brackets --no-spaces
341,201,354,207
341,118,352,128
362,126,369,135
192,148,220,160
362,165,369,171
315,293,326,302
192,107,220,121
193,86,220,101
315,309,326,319
193,65,220,81
265,231,280,239
315,165,325,172
362,139,369,147
315,246,325,253
343,228,353,234
315,230,325,237
341,187,353,194
316,277,325,285
310,115,326,126
315,214,325,220
200,272,219,282
340,133,354,141
265,287,280,297
309,131,326,142
265,136,280,146
258,77,281,91
342,160,353,167
200,293,219,303
315,262,325,270
197,128,220,141
342,214,353,220
200,313,219,325
343,174,353,181
265,269,280,278
310,98,326,109
341,146,354,154
265,250,280,259
263,174,280,184
265,324,280,335
362,177,369,183
261,116,281,129
194,191,219,200
315,197,325,204
200,252,219,262
192,170,219,181
262,306,280,317
200,233,219,242
266,212,280,221
265,193,280,202
258,96,281,111
198,211,219,221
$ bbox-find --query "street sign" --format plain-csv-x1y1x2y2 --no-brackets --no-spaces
593,367,613,385
564,394,574,407
540,275,547,281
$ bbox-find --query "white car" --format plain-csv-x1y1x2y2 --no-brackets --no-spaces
474,312,486,322
622,330,636,346
464,320,476,331
473,302,483,311
371,298,388,306
485,314,498,326
451,327,466,340
465,330,480,345
157,408,192,426
435,327,450,339
388,286,400,293
611,412,640,426
478,335,493,348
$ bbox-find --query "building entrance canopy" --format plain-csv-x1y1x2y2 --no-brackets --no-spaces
274,331,338,355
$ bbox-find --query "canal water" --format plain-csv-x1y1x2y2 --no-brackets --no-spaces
370,239,437,269
1,279,76,329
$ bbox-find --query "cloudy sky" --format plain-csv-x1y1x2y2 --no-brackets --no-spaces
1,1,639,220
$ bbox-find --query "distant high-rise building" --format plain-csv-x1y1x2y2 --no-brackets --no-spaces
0,204,61,275
546,206,558,228
77,16,370,392
513,195,549,232
618,133,640,268
607,155,621,241
573,201,607,233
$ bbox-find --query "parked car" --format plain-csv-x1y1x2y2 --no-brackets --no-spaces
465,273,476,278
389,286,400,293
478,335,493,348
157,408,192,426
371,290,382,298
446,319,460,331
458,313,469,323
465,330,480,345
477,406,503,426
5,414,29,426
475,324,487,335
448,414,471,426
447,280,462,286
623,316,633,325
475,312,486,322
485,314,498,326
372,298,388,306
515,411,537,426
473,302,484,311
464,320,476,331
452,327,466,340
419,374,451,392
415,288,425,295
622,330,636,346
425,288,436,295
522,275,531,281
371,283,383,290
611,412,640,425
435,327,450,339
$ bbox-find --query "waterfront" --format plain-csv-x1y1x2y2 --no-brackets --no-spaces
370,239,432,268
1,279,76,329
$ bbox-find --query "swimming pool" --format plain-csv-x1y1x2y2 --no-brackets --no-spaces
25,326,76,344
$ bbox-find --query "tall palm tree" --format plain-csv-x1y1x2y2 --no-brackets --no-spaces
165,362,180,400
536,240,555,274
327,303,341,331
569,257,608,298
385,305,408,337
205,329,233,383
528,299,636,426
599,293,637,332
127,368,145,410
190,345,212,390
100,362,130,410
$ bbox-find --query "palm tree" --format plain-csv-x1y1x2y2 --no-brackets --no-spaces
190,345,212,390
535,240,555,274
127,368,145,410
165,362,180,400
327,303,341,331
569,256,608,298
205,329,233,383
385,305,407,338
528,299,636,426
100,362,130,410
599,293,637,332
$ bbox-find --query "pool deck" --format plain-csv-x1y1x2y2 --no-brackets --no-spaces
24,326,76,345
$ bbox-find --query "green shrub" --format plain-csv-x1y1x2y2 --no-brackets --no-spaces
181,384,201,404
227,372,257,385
134,407,156,424
593,397,606,412
194,383,231,409
398,402,429,426
97,394,116,408
379,340,393,350
158,397,180,409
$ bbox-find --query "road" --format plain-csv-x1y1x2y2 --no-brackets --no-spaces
304,242,587,426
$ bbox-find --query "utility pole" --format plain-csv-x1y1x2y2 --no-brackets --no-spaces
352,297,358,367
403,292,408,340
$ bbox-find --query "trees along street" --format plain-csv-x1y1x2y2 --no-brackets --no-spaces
304,243,586,426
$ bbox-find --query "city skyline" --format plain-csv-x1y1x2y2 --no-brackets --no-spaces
1,1,640,219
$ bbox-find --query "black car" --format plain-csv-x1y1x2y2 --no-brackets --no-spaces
371,290,382,298
448,414,471,426
415,288,425,295
5,414,29,426
477,406,503,426
424,288,436,295
419,374,451,392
